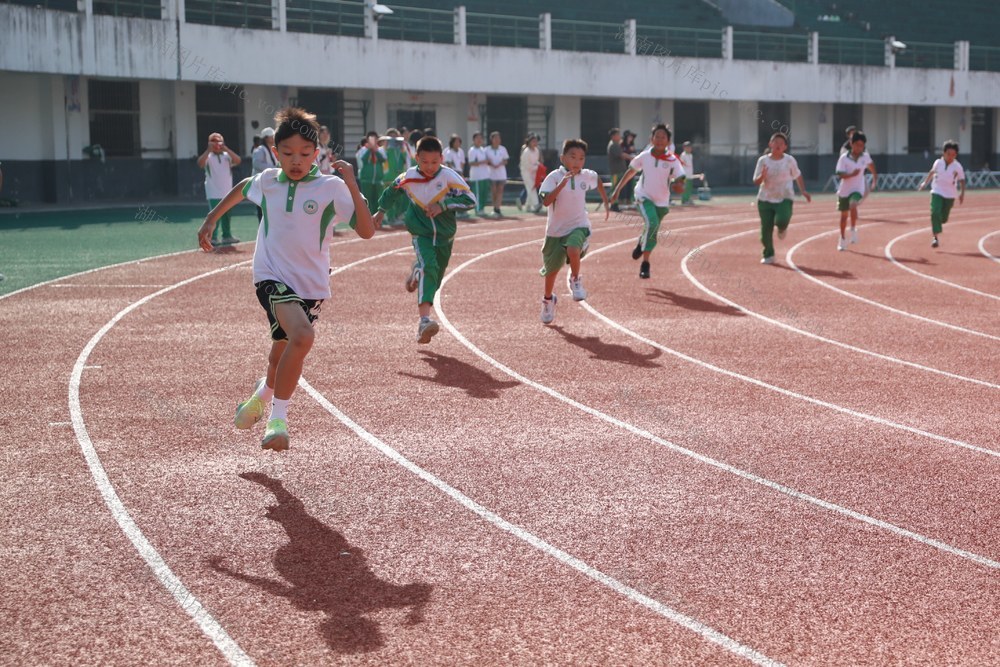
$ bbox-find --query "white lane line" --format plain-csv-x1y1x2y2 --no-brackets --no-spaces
885,223,1000,300
673,225,1000,387
783,229,1000,342
298,379,783,667
51,284,170,289
69,261,256,667
979,230,1000,265
435,234,1000,570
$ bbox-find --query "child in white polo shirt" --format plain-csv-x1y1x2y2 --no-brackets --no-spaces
918,140,966,248
752,132,811,264
486,131,510,217
834,131,877,250
373,136,477,344
197,132,243,246
466,132,490,216
608,123,685,279
197,107,374,451
537,138,609,324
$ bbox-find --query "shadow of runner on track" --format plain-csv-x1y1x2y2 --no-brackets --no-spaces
772,264,856,279
644,288,746,316
548,325,662,368
849,250,932,265
398,350,519,399
210,473,432,654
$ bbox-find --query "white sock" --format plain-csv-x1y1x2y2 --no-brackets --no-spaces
257,381,274,403
270,398,289,421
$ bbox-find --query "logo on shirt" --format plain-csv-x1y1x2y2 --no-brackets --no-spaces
303,200,318,215
580,183,588,191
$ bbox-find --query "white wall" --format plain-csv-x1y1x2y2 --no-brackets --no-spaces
791,103,821,152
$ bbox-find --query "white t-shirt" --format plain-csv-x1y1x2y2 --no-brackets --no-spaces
243,166,362,300
204,151,234,199
520,146,540,181
929,158,966,199
538,166,598,238
486,145,510,181
315,146,334,175
467,146,490,181
835,152,873,197
630,149,684,207
443,147,466,173
681,150,695,177
753,153,801,203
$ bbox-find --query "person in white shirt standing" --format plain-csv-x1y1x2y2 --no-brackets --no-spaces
466,132,490,216
608,124,686,279
486,131,510,217
834,131,877,250
917,140,966,248
519,134,542,214
252,127,278,223
752,132,812,265
197,107,374,451
536,139,609,324
197,132,242,246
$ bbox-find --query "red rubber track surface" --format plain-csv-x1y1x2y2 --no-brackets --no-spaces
2,194,998,666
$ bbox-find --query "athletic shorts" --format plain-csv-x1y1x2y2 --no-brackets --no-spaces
837,193,863,211
540,227,590,276
255,280,322,342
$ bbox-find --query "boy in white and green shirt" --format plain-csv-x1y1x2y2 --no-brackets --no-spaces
834,131,877,250
918,140,966,248
537,139,609,324
197,132,242,246
374,136,477,344
753,132,811,264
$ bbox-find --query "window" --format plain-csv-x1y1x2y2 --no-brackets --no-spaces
832,103,862,154
970,107,994,171
196,84,244,156
88,80,140,157
580,98,618,155
674,101,709,147
484,95,527,157
907,106,934,154
93,0,161,19
297,88,345,154
389,108,438,137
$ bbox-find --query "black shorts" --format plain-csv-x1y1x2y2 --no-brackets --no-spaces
255,280,323,341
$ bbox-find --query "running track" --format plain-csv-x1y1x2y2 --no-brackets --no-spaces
2,192,998,666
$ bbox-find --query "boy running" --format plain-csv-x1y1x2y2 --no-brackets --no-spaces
834,131,877,250
608,124,685,279
917,140,966,248
537,139,609,324
752,132,811,264
373,136,477,343
197,108,374,451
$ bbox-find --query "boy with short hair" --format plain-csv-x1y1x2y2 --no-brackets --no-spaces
834,131,877,250
608,124,685,279
373,136,477,343
356,131,387,215
753,132,812,264
537,139,609,324
197,107,374,451
918,140,965,248
197,132,243,246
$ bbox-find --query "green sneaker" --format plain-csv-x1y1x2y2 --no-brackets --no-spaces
261,418,289,451
234,377,267,430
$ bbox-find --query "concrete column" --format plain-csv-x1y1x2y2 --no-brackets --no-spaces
808,32,819,65
722,26,733,60
954,40,969,71
539,13,551,51
454,6,466,46
274,0,286,32
624,19,636,55
364,2,379,42
884,35,896,68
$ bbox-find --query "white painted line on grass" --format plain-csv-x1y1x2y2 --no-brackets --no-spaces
298,378,784,667
435,234,1000,571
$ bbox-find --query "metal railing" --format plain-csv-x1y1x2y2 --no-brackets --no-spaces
93,0,161,19
733,30,809,62
635,26,722,59
4,0,77,9
376,5,454,44
184,0,272,30
970,45,1000,72
466,11,538,49
818,36,885,66
895,40,955,69
550,17,623,54
286,0,364,37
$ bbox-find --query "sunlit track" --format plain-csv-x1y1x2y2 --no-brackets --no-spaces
978,229,1000,265
434,230,1000,570
884,220,1000,301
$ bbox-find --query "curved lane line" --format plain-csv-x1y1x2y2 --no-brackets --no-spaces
978,230,1000,265
434,233,1000,571
885,223,1000,300
69,261,257,667
298,378,782,667
671,226,1000,387
783,229,1000,342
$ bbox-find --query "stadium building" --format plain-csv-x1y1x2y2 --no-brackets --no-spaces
1,0,998,203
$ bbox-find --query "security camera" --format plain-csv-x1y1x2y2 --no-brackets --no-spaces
889,39,907,54
370,3,393,21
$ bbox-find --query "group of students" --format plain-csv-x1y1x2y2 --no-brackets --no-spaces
195,107,971,452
